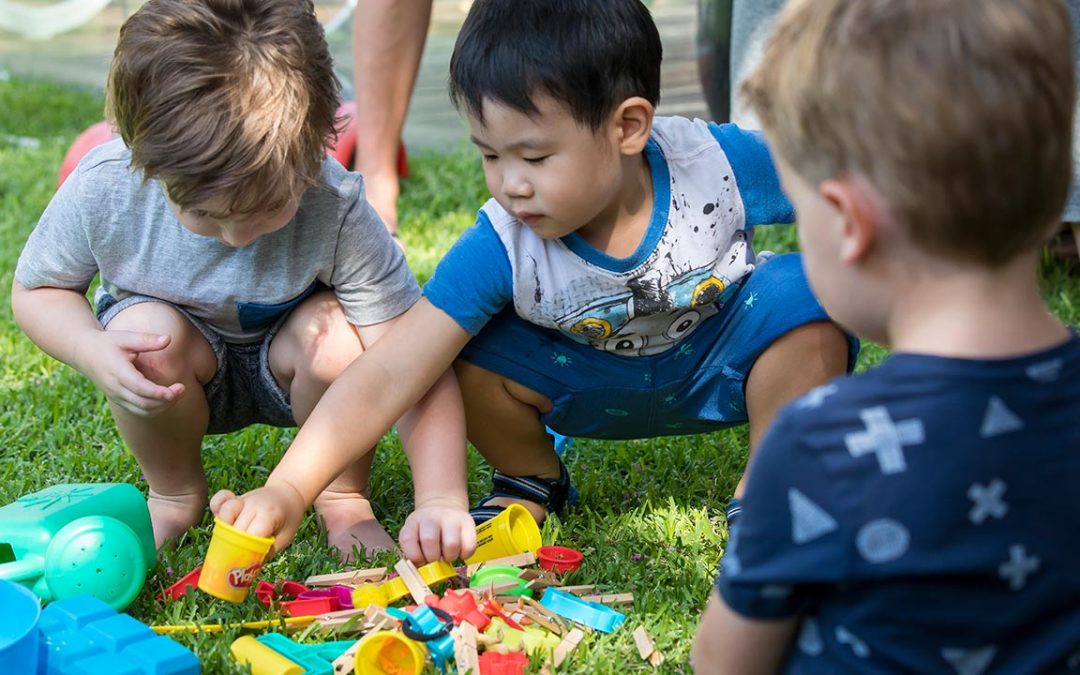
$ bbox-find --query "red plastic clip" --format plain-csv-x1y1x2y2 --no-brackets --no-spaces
429,589,490,630
281,596,339,617
159,566,202,602
254,580,312,608
479,650,528,675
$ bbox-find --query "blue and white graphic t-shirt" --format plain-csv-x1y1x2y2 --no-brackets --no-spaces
424,117,793,356
718,334,1080,674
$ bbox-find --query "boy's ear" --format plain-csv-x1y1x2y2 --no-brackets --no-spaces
820,177,882,265
610,96,655,155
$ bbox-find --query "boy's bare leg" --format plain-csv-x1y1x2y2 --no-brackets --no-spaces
269,291,395,558
105,303,218,547
739,321,850,497
454,361,561,523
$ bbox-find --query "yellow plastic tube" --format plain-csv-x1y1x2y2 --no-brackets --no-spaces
230,636,303,675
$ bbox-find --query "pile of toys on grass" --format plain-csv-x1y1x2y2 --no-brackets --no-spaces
0,483,665,673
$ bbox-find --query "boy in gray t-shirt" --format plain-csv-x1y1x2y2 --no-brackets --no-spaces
12,0,476,563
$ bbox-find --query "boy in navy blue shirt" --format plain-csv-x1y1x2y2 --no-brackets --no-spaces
693,0,1080,672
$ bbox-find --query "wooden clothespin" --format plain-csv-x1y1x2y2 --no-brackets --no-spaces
552,628,584,667
558,584,597,596
632,625,665,667
305,566,387,587
580,592,634,606
313,607,369,633
393,559,433,604
465,551,536,577
453,622,482,674
521,596,567,634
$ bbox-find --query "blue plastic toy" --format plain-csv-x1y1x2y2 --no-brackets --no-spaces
0,578,42,672
0,483,156,610
386,604,455,668
540,587,626,633
37,594,199,674
256,632,355,674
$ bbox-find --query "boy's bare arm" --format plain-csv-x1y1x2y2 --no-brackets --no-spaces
692,590,798,674
10,280,183,415
354,306,474,563
213,298,474,552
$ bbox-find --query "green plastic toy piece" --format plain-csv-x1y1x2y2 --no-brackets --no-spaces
0,483,156,610
468,564,533,598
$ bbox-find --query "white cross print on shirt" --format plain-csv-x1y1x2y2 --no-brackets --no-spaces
796,383,839,409
967,479,1008,525
999,544,1040,591
844,406,925,475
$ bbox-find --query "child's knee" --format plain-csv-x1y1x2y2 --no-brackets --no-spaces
277,293,361,384
107,303,212,384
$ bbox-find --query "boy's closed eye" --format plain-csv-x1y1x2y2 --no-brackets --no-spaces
523,155,550,165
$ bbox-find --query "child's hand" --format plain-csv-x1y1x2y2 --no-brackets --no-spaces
81,330,185,416
210,481,307,555
399,497,477,564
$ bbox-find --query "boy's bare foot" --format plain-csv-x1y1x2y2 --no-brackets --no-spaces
314,490,396,561
147,489,207,548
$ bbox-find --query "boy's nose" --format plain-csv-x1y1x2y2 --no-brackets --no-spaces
502,172,532,200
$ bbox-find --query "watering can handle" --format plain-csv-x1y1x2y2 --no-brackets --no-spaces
0,556,44,583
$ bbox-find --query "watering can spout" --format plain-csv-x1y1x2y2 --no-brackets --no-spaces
0,556,45,583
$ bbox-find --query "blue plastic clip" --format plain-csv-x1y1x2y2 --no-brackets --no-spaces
386,605,455,669
256,632,355,675
540,587,626,633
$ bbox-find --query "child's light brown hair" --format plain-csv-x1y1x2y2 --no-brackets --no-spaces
106,0,341,215
744,0,1074,267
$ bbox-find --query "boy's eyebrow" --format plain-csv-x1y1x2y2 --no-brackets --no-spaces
470,136,550,152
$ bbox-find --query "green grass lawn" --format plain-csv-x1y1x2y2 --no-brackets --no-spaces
1,77,1077,673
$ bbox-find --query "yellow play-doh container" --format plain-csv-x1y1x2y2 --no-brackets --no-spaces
354,630,427,675
198,517,274,602
464,504,542,564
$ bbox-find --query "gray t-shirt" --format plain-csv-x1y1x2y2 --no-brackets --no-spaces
16,139,420,342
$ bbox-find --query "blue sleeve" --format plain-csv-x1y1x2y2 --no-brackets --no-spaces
716,406,849,620
423,211,513,334
708,122,796,227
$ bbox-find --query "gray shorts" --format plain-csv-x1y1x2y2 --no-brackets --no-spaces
96,293,295,434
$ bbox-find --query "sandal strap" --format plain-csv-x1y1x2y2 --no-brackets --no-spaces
469,461,573,524
490,462,570,514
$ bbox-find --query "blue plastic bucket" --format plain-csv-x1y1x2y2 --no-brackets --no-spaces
0,578,40,673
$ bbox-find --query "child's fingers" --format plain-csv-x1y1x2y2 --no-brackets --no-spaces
418,518,445,564
215,497,245,526
398,519,425,564
458,519,478,561
243,510,278,539
114,331,171,353
209,489,238,516
117,367,183,402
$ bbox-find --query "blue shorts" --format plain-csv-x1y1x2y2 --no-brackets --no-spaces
459,253,858,439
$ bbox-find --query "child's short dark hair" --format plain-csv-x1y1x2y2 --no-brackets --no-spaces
744,0,1075,268
106,0,341,215
449,0,662,131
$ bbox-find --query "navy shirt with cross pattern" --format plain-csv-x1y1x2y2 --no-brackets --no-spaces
717,333,1080,674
